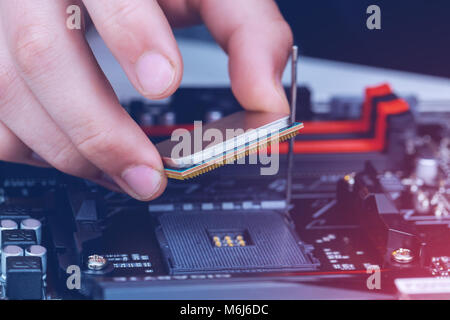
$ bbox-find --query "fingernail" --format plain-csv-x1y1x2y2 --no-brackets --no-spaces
121,165,162,200
135,52,175,96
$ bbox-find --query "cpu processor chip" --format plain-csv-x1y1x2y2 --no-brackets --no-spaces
156,111,303,180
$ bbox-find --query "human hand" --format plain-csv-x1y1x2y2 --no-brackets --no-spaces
0,0,293,201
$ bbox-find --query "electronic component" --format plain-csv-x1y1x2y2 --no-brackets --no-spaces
416,156,439,186
1,245,23,279
156,46,303,180
209,231,251,248
1,229,37,248
156,111,303,180
6,256,42,300
0,207,32,221
159,111,177,126
395,278,450,300
155,211,318,274
431,256,450,277
0,219,18,247
20,218,42,244
25,245,47,277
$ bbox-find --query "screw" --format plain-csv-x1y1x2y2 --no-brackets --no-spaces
344,173,356,186
391,248,414,264
87,255,107,270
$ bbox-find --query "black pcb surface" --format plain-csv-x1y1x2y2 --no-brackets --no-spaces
156,211,318,274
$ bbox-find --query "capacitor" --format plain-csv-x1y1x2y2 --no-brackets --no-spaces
416,157,439,186
87,254,108,271
25,245,47,278
391,248,414,264
1,245,23,280
20,218,42,244
0,219,18,247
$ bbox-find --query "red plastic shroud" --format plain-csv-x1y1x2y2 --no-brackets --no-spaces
141,83,410,154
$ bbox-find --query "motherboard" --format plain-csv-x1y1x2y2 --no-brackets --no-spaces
0,84,448,300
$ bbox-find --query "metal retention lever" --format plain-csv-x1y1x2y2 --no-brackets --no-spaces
286,45,298,207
